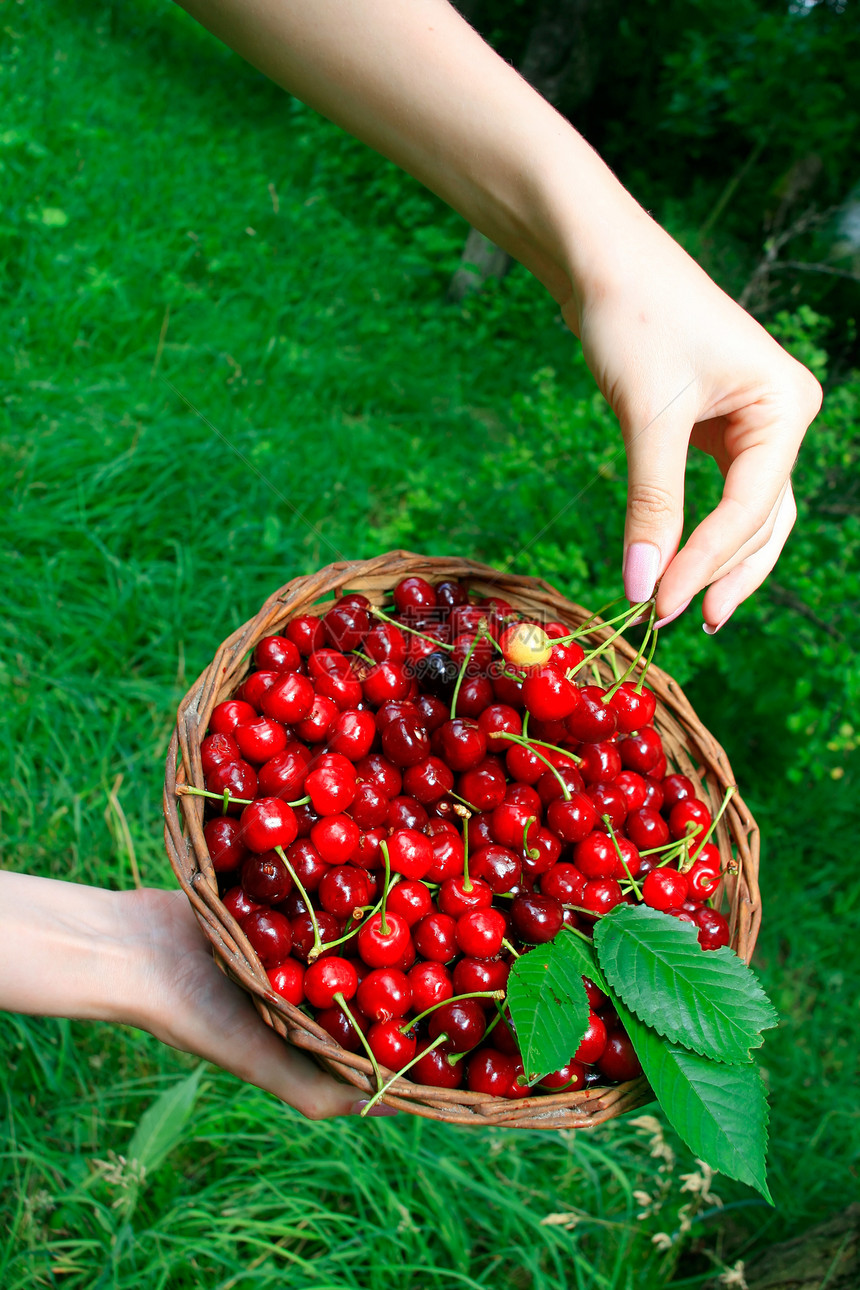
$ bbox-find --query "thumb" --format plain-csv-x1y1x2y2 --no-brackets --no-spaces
621,407,689,609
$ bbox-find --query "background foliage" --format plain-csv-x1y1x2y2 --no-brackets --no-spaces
1,0,857,1285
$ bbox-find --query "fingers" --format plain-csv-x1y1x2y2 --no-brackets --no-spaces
654,413,806,619
701,485,797,632
621,399,692,604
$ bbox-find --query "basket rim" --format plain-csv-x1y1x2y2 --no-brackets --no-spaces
163,550,761,1126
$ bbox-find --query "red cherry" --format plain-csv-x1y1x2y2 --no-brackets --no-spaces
641,777,665,812
455,907,507,958
267,958,305,1005
222,886,263,921
285,614,326,656
402,756,455,804
357,968,412,1022
412,911,458,962
668,798,712,842
459,758,507,811
502,1058,532,1100
387,795,429,832
619,728,663,774
303,956,359,1009
694,906,731,951
367,1020,417,1069
240,908,293,968
607,682,657,734
363,661,411,707
205,759,258,814
381,715,431,768
439,719,487,771
365,623,408,666
290,910,342,962
574,1011,608,1065
453,956,509,998
316,1004,368,1052
490,800,541,851
327,709,376,761
357,910,411,967
428,998,486,1052
565,687,617,743
522,826,562,878
661,773,698,810
355,753,402,799
588,782,628,832
254,635,301,673
468,1048,517,1095
578,741,622,786
510,892,563,943
470,844,522,894
241,799,298,853
625,808,670,851
256,743,312,801
598,1032,643,1082
204,816,246,873
580,878,623,919
242,851,293,903
284,838,327,892
539,1060,586,1091
477,704,522,751
642,867,689,911
411,1040,463,1089
522,667,579,721
574,832,619,880
305,758,357,815
614,770,648,812
387,829,435,880
541,862,586,906
546,793,598,844
687,856,721,899
201,732,241,777
261,672,315,724
209,699,258,735
394,576,437,613
318,865,371,919
454,676,496,718
294,693,338,743
408,961,453,1013
310,814,360,864
323,602,370,652
349,782,389,830
438,875,493,917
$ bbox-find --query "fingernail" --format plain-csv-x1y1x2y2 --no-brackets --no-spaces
623,542,661,603
351,1099,399,1118
703,610,733,636
653,597,692,629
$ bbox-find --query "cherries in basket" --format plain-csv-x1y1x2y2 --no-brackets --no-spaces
190,576,733,1101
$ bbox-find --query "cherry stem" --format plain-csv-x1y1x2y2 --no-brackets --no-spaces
450,629,484,720
488,732,574,800
602,601,658,703
359,1032,450,1116
501,937,521,958
689,785,737,863
177,785,254,807
562,923,595,944
369,605,454,652
450,789,479,813
567,604,654,681
634,604,660,695
309,875,401,959
275,845,322,958
552,597,653,648
461,815,473,892
601,815,644,900
334,992,383,1094
375,840,394,935
523,815,539,859
399,989,505,1035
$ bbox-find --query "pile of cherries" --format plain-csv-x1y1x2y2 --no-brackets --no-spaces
196,576,730,1100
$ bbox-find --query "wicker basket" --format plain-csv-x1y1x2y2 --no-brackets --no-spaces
163,552,761,1129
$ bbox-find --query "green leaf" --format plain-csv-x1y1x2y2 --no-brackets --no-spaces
621,1004,772,1203
121,1064,206,1213
594,905,778,1062
556,927,610,996
507,936,592,1083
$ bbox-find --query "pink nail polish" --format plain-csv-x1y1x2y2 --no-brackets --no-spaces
653,597,692,630
623,542,661,604
351,1099,399,1118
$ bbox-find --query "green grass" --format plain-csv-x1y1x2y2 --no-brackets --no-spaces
1,2,858,1286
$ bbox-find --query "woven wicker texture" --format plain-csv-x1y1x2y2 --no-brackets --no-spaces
163,552,761,1129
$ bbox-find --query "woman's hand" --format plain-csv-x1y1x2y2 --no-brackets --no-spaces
128,888,380,1119
178,0,822,626
565,211,822,629
0,873,387,1119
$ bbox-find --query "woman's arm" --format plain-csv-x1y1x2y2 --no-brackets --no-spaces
0,872,378,1118
178,0,821,629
